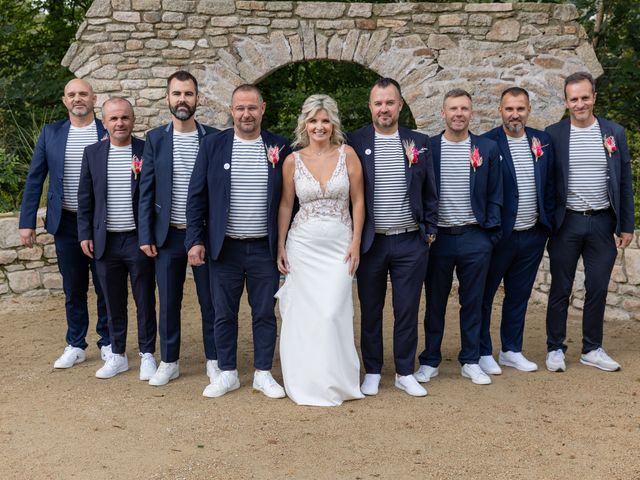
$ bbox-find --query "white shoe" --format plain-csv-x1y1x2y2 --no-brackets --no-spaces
206,359,221,382
100,344,112,362
580,348,621,372
499,351,538,372
149,361,179,386
253,370,286,399
53,345,86,369
395,374,427,397
414,365,439,383
461,363,492,385
202,370,240,398
360,373,381,396
96,353,128,379
139,352,157,381
545,349,566,372
479,355,502,375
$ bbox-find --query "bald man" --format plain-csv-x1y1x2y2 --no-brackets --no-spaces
19,78,110,369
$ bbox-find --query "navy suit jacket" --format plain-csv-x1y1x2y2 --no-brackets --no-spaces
19,118,107,233
77,137,146,260
138,121,219,248
347,125,438,254
546,117,634,235
482,126,554,243
185,128,292,261
431,132,503,231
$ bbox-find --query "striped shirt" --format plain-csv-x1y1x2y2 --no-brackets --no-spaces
106,144,135,232
225,135,268,238
508,135,538,230
170,129,200,225
63,122,98,211
373,132,415,230
438,137,476,227
567,120,610,211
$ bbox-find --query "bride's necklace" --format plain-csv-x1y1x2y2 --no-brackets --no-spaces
307,146,335,157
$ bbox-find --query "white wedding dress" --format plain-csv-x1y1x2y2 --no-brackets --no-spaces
276,145,364,406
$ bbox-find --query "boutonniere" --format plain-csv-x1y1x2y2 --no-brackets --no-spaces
603,135,617,157
266,145,280,168
402,140,419,168
131,155,143,179
100,132,109,142
531,136,546,162
470,146,483,172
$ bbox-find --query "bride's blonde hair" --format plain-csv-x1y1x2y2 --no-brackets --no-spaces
292,94,345,149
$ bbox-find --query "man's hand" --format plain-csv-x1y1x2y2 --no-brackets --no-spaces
188,245,206,266
140,244,158,258
19,228,36,248
615,232,633,249
80,240,94,258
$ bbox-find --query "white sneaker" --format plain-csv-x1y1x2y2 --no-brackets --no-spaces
545,349,566,372
206,359,221,382
461,363,492,385
253,370,286,399
53,345,86,369
100,344,112,362
479,355,502,375
395,374,427,397
139,352,157,381
360,373,381,396
202,370,240,398
414,365,439,383
580,348,621,372
499,351,538,372
149,361,179,386
96,353,128,379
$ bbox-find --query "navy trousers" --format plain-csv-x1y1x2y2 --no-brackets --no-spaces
480,225,547,355
357,231,428,376
56,209,109,349
95,231,157,355
156,227,216,363
419,226,493,367
546,209,617,354
210,237,279,371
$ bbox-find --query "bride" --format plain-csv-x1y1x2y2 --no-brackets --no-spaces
276,94,365,406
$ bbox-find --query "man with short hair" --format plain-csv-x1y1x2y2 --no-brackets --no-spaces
479,87,555,374
186,84,291,398
348,78,438,397
415,89,502,386
544,71,634,372
77,97,157,380
138,71,219,386
19,78,110,368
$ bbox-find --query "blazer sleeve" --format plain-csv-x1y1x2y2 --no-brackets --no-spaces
487,142,503,228
617,127,635,233
137,137,156,245
76,149,94,242
421,138,438,234
18,127,49,229
185,139,210,251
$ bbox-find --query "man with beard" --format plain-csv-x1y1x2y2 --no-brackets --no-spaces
19,78,110,368
138,71,219,386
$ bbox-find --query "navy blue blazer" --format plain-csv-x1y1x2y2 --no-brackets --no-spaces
138,121,219,248
431,132,503,231
185,128,292,261
19,118,107,233
347,125,438,254
482,126,554,242
77,137,146,260
546,117,634,235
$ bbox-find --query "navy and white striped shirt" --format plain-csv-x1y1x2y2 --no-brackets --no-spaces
373,132,415,230
508,135,538,230
63,122,98,211
567,121,610,211
106,144,135,232
171,130,200,225
438,137,476,227
225,135,269,238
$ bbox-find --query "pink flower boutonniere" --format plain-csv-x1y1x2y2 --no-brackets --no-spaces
131,155,143,179
470,146,483,172
604,135,617,157
266,145,280,168
531,136,545,162
402,139,419,168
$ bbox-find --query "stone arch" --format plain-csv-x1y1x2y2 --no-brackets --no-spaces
63,1,602,135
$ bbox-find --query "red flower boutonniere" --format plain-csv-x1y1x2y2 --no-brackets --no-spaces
402,140,419,168
470,146,483,172
531,136,546,162
266,145,280,168
131,155,143,179
604,135,617,157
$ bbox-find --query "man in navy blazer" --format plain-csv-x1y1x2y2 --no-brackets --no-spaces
479,87,555,375
18,78,110,369
138,71,219,387
544,72,634,373
348,77,437,397
186,84,291,398
415,88,502,386
77,98,157,380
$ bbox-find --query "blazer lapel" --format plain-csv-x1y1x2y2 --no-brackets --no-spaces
525,128,543,203
55,120,71,181
498,128,517,184
222,130,234,208
398,128,412,189
432,133,442,193
363,126,376,193
160,123,174,195
100,141,109,207
597,118,617,182
131,139,144,196
469,132,477,197
558,119,571,191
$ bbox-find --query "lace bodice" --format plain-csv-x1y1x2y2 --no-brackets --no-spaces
290,145,352,230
